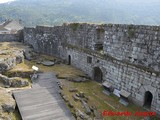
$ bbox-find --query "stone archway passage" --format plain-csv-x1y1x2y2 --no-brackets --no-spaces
68,55,71,65
93,67,103,83
143,91,153,109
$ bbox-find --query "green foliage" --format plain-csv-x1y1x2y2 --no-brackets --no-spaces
0,0,160,27
96,27,105,33
128,25,134,30
70,23,80,31
128,30,135,38
128,25,135,38
108,23,113,27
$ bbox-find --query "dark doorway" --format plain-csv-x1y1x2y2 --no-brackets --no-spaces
93,67,103,83
68,55,71,65
143,91,153,109
94,43,103,51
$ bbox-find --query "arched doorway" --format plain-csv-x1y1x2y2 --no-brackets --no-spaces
68,55,71,65
93,67,103,83
143,91,153,109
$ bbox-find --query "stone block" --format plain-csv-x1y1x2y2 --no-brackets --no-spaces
135,93,143,102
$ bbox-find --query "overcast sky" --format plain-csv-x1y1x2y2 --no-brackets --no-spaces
0,0,15,3
0,0,159,4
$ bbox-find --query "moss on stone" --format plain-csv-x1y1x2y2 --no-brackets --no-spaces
128,25,134,30
70,23,80,31
128,29,135,38
96,27,105,33
4,62,33,79
108,23,113,27
128,25,135,38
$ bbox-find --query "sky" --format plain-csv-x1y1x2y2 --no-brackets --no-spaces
0,0,159,4
0,0,15,4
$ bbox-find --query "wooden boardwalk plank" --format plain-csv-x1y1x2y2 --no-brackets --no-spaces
13,72,74,120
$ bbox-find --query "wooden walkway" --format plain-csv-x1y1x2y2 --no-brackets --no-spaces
13,72,74,120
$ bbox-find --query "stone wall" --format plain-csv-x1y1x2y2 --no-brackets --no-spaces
0,45,24,73
103,24,160,72
66,47,160,114
0,34,19,42
23,26,66,57
61,24,160,72
23,23,160,115
23,27,37,51
64,23,100,50
0,30,23,42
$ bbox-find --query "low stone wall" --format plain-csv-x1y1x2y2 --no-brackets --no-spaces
0,34,20,42
0,43,25,73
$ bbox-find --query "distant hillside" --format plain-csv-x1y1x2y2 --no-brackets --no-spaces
0,0,160,27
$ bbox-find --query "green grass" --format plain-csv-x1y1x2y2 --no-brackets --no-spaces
12,55,159,120
60,80,148,120
11,109,21,120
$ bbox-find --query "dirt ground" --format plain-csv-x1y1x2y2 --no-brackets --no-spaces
22,55,159,120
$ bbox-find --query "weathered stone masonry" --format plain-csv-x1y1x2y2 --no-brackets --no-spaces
23,23,160,115
0,33,21,42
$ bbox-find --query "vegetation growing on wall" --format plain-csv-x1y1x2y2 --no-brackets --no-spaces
70,23,80,31
128,25,136,38
108,23,113,28
96,26,105,40
96,27,105,33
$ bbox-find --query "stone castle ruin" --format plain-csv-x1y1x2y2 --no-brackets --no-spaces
1,22,160,115
0,20,24,42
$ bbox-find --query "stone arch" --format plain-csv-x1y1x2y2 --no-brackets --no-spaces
68,55,71,65
143,91,153,109
93,67,103,83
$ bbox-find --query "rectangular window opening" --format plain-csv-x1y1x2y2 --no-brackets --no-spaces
87,56,92,63
94,43,103,51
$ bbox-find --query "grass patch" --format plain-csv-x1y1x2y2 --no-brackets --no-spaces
10,55,159,120
59,79,146,120
10,108,21,120
24,58,85,78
